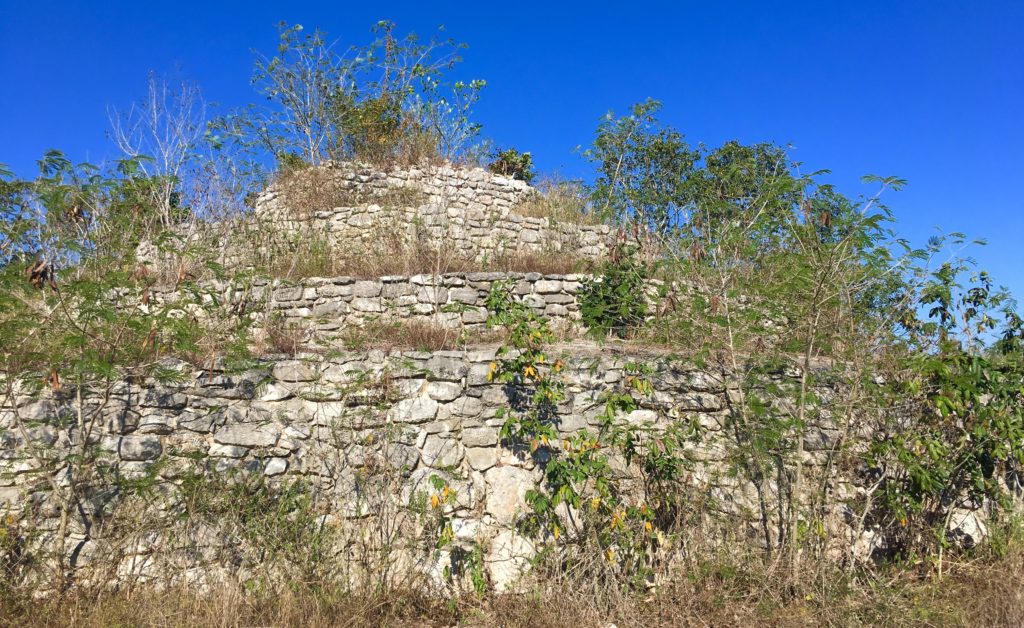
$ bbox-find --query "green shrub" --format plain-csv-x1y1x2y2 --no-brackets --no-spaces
579,239,651,339
487,148,535,183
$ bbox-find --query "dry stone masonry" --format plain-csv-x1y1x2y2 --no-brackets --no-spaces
256,162,612,261
1,161,849,595
151,272,668,346
0,351,851,592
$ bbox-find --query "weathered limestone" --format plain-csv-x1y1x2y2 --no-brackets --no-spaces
254,162,613,262
5,162,809,594
0,350,850,593
149,272,674,350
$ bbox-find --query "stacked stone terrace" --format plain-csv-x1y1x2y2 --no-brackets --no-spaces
255,161,612,261
154,272,668,348
0,350,850,591
1,161,829,595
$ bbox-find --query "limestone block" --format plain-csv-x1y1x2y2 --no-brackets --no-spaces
264,457,288,476
449,287,479,304
676,392,723,412
426,382,462,402
462,308,488,324
485,466,533,525
273,286,304,301
425,355,469,382
389,398,439,424
351,298,384,313
449,396,484,417
209,443,248,458
417,286,449,304
178,411,219,433
140,388,187,410
137,413,174,435
462,426,499,447
487,529,535,593
214,424,280,448
119,435,163,461
352,281,382,298
465,447,497,471
421,434,464,468
542,293,574,305
533,279,562,294
273,361,318,383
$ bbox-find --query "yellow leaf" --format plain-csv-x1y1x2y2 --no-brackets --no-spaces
431,494,440,509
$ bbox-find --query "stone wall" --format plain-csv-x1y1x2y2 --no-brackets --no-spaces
152,272,668,346
255,162,612,261
0,350,849,592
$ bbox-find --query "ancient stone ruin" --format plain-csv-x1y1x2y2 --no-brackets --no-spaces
255,162,612,262
0,162,892,595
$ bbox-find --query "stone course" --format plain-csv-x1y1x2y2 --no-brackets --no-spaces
255,162,612,261
1,160,836,595
151,272,668,344
0,351,849,592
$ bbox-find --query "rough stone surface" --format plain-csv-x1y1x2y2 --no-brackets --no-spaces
214,424,279,448
485,466,534,525
390,399,439,424
255,162,612,265
119,435,163,461
487,529,535,593
1,348,863,592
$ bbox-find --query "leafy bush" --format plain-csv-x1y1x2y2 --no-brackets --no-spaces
578,239,651,339
487,148,535,183
211,21,485,172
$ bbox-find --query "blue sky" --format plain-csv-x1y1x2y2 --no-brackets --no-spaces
1,1,1021,298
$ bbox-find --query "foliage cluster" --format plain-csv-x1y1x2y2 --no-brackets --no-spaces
0,17,1022,621
578,236,653,339
486,282,703,587
486,147,535,184
210,20,486,184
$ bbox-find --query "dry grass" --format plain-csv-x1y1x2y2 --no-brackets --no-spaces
0,584,455,628
337,319,506,353
273,166,428,217
516,178,604,226
4,545,1022,627
264,227,591,282
263,315,306,356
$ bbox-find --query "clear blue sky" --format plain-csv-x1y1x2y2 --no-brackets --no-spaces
2,1,1021,298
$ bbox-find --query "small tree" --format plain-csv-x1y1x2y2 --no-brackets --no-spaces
0,153,251,587
583,99,697,233
487,148,535,183
211,21,485,170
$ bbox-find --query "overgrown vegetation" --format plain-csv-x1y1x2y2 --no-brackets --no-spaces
487,147,535,183
210,20,485,172
515,177,604,225
255,222,588,281
579,237,653,339
1,16,1022,628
